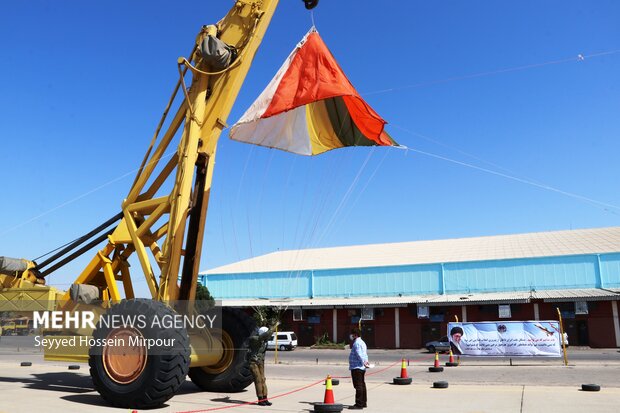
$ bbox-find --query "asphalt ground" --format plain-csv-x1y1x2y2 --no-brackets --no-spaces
0,346,619,412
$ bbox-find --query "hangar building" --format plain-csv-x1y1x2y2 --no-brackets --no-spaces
201,227,620,348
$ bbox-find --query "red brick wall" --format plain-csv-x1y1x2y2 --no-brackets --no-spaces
241,300,619,349
373,308,395,349
399,305,422,348
584,301,616,348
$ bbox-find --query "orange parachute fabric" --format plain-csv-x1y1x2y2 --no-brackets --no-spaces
230,29,397,155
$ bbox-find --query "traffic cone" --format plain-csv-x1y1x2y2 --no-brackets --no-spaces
324,375,335,404
393,358,412,384
400,358,409,379
446,349,458,367
429,352,444,372
314,375,343,412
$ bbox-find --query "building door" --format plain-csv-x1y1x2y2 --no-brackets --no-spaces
297,324,315,346
421,323,442,347
361,324,375,348
577,320,589,346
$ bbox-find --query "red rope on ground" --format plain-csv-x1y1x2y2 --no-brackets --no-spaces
175,378,325,413
174,354,436,413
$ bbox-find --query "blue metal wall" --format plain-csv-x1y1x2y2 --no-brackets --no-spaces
204,253,620,299
600,253,620,288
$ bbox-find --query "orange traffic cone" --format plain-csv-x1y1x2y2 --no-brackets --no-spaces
314,375,343,412
324,375,335,404
400,358,409,379
446,349,458,367
393,358,412,384
429,352,444,372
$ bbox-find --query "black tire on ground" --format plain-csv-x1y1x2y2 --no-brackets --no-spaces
68,365,80,370
279,344,286,351
445,362,459,367
393,377,413,385
324,378,340,386
20,362,32,367
581,384,601,392
188,307,254,393
89,299,191,409
313,402,344,413
429,366,444,373
433,381,449,389
428,346,436,353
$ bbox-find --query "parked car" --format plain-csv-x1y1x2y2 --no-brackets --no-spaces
267,331,298,351
425,336,451,353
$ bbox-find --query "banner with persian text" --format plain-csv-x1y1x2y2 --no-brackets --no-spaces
447,321,562,357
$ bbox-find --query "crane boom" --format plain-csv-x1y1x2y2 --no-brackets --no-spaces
0,1,321,408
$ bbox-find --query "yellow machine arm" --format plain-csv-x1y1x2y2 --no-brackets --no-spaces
0,1,321,409
7,0,295,304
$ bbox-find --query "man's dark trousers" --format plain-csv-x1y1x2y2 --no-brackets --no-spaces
351,368,367,407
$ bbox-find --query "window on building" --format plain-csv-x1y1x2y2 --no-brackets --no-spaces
293,308,303,321
558,302,575,319
498,304,511,318
429,306,444,322
417,305,429,319
575,301,589,315
361,308,374,320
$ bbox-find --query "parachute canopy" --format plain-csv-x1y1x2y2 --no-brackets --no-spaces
230,29,397,156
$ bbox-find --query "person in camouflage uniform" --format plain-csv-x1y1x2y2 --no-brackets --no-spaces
248,322,278,406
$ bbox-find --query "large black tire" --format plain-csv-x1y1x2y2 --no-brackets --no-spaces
188,307,254,392
581,384,601,392
393,377,412,385
433,381,449,389
89,299,190,409
313,403,344,412
429,366,444,372
428,345,436,353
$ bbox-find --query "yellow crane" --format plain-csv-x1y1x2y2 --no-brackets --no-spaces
0,0,318,408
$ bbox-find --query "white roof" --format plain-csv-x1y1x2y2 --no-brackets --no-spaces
205,227,620,275
220,288,620,308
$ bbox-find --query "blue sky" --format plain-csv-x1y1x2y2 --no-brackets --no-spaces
1,1,619,297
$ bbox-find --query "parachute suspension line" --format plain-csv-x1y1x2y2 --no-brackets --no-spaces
390,124,548,187
316,147,376,246
361,49,620,97
0,152,176,237
256,150,276,262
328,146,392,240
289,149,356,287
217,198,229,267
283,151,333,288
234,145,256,266
289,155,315,281
297,152,343,249
402,146,620,215
12,51,191,251
281,156,298,252
298,102,370,250
245,211,254,269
